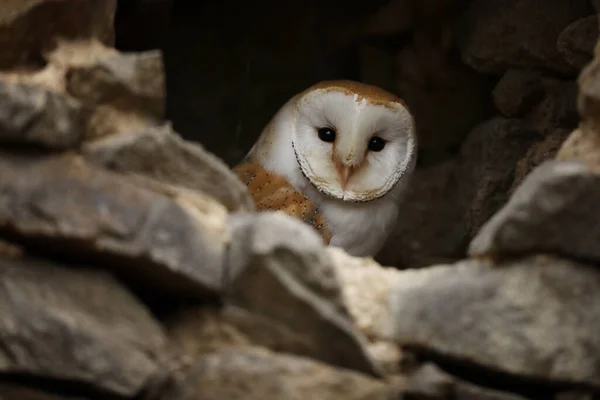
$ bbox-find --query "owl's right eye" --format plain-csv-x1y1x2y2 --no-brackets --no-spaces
317,127,336,143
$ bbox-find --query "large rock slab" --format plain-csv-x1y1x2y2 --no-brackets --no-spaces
379,255,600,388
163,347,392,400
469,160,600,261
0,0,117,69
0,80,87,149
225,212,380,376
83,125,254,212
0,151,227,299
459,0,592,75
0,253,167,397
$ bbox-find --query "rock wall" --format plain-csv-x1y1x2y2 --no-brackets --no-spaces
1,1,600,400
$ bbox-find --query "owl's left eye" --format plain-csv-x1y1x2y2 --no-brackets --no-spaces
368,136,386,152
317,127,336,143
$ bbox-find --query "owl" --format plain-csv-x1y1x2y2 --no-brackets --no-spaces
235,80,417,257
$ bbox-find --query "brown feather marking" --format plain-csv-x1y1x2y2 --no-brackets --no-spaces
233,162,331,244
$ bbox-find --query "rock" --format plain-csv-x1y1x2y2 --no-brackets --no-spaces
557,15,598,70
380,255,600,387
492,69,549,117
225,212,380,376
327,247,403,375
0,0,117,69
66,49,164,118
0,151,227,300
459,0,592,75
459,118,541,238
377,159,466,268
0,79,87,149
164,347,392,400
524,80,579,136
0,253,167,397
469,160,600,262
82,124,254,212
577,45,600,126
511,128,571,192
556,126,600,171
402,363,530,400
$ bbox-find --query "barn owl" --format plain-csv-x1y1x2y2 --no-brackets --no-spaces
234,80,417,257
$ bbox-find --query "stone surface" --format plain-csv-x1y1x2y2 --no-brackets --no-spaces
66,48,164,118
557,15,598,70
0,79,87,149
402,363,530,400
492,69,548,118
511,129,571,192
380,255,600,387
83,124,253,212
0,253,167,397
164,347,392,400
225,212,380,376
469,160,600,261
0,151,227,299
524,80,578,136
0,0,117,69
459,0,592,75
557,126,600,171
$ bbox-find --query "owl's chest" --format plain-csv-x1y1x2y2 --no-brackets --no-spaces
317,196,398,257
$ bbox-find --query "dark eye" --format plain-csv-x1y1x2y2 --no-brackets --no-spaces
368,136,386,152
317,127,336,143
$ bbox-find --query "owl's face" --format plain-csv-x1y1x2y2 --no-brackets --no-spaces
290,81,417,202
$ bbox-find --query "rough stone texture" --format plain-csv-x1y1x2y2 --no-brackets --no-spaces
557,15,599,70
66,48,164,118
511,128,572,192
83,124,254,212
0,253,167,397
492,69,548,118
225,212,380,376
469,160,600,261
557,126,600,171
164,347,392,400
459,0,592,75
0,79,87,149
0,151,227,299
0,0,117,69
380,255,600,388
524,80,579,136
402,363,530,400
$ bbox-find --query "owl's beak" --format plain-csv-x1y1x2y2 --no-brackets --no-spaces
335,161,355,188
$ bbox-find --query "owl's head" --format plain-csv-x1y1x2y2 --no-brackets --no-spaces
290,80,417,202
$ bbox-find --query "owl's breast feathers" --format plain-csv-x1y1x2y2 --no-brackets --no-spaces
233,162,332,245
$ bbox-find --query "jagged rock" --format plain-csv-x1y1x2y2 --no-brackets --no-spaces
163,347,392,400
0,0,117,69
557,126,600,171
66,49,164,118
327,247,402,375
380,255,600,388
557,15,598,70
459,0,592,75
470,160,600,262
0,151,227,299
402,363,530,400
0,80,87,149
524,80,578,136
578,43,600,126
492,69,548,117
225,212,380,376
82,124,254,212
0,253,167,397
511,128,571,192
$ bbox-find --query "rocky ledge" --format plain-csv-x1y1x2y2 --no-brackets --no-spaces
1,1,600,400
